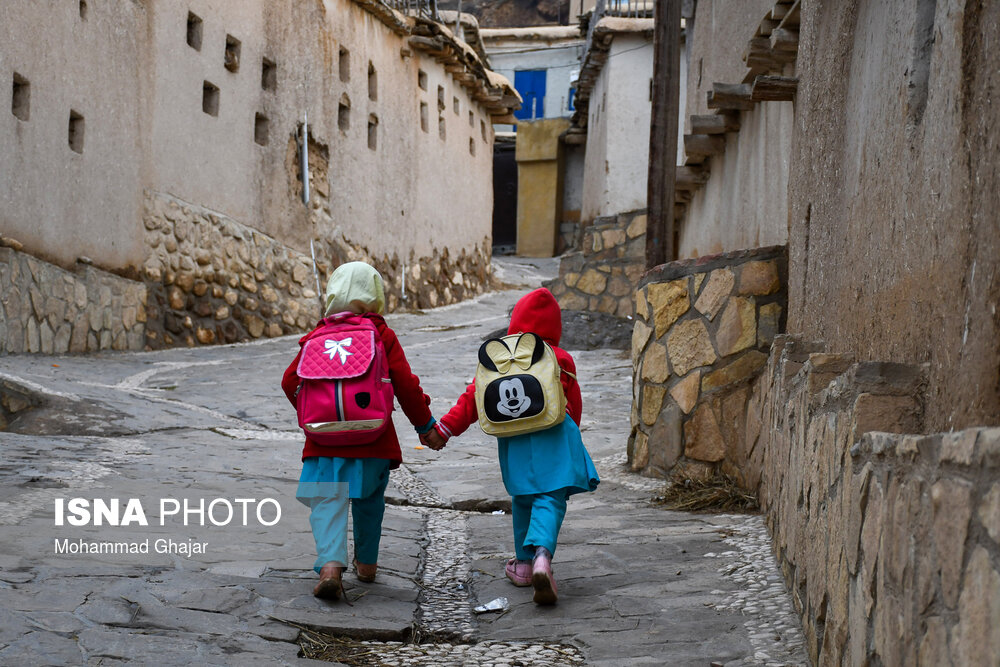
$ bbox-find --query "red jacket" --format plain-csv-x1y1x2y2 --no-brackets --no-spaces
436,288,582,439
282,313,433,465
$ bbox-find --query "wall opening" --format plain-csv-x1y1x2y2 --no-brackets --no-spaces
418,69,428,90
438,115,446,140
437,85,445,111
420,101,429,133
481,119,487,142
186,12,203,51
202,81,219,116
79,0,88,20
338,94,350,132
469,110,474,127
339,47,350,82
367,114,378,151
224,34,241,73
261,57,276,91
453,96,460,114
469,137,476,156
254,113,269,146
11,73,29,121
68,110,85,154
368,62,377,101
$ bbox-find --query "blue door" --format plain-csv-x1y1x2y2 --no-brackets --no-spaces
514,70,546,121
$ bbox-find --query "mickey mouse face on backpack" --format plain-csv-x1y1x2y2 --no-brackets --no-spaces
496,378,531,418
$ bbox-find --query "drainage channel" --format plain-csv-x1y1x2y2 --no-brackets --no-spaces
300,464,586,665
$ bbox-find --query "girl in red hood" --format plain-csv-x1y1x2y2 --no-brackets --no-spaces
423,288,600,605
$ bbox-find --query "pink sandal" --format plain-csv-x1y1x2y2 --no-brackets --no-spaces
505,558,532,587
531,552,558,605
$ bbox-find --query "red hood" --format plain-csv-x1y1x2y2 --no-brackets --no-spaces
507,288,562,346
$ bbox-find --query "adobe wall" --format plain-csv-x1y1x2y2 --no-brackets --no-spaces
747,335,1000,665
580,32,654,222
0,0,507,353
786,0,1000,430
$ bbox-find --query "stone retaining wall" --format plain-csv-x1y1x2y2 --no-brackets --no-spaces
546,208,647,318
746,335,1000,666
629,245,787,479
0,246,147,355
140,190,492,349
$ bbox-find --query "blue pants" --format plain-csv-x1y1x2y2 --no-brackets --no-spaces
302,463,390,574
511,489,569,561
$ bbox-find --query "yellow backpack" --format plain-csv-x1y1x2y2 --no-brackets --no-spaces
474,332,566,437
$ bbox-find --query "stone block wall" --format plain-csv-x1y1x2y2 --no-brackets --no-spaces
0,246,147,355
546,208,647,319
629,245,787,479
746,335,1000,666
140,190,492,349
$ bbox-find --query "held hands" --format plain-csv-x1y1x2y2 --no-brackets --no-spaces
420,428,447,451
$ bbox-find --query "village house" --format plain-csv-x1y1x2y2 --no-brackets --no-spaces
629,1,1000,664
0,0,519,354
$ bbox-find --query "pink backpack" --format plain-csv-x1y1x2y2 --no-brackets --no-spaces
294,312,394,446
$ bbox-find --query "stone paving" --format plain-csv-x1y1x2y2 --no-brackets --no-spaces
0,257,808,665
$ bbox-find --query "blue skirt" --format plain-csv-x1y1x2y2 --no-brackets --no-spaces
497,418,600,498
296,457,391,502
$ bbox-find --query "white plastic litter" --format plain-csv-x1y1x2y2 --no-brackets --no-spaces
473,597,509,613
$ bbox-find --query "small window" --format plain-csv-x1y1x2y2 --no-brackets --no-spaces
420,101,429,133
254,113,269,146
418,70,427,90
367,114,378,151
438,115,445,140
225,35,241,73
368,62,377,101
68,110,85,153
79,0,88,19
453,96,459,114
338,94,350,132
481,119,487,142
202,81,219,116
261,58,276,91
469,137,476,156
468,110,474,127
338,47,350,82
11,73,29,121
186,12,203,51
437,85,445,111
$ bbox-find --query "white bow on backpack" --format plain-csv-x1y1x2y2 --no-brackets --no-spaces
324,338,353,364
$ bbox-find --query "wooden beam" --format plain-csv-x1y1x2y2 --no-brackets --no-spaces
771,28,799,52
776,0,801,29
646,0,683,268
684,133,726,156
707,83,753,110
751,75,798,101
675,165,709,190
689,112,741,134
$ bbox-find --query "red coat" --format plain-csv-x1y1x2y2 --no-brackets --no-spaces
282,314,433,466
437,288,582,439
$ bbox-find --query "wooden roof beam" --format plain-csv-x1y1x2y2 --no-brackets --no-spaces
750,75,797,101
707,83,753,110
690,112,741,134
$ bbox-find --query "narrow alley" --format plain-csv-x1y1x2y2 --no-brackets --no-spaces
0,259,807,666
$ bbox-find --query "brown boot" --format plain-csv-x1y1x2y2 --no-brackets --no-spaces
313,562,345,600
354,559,377,583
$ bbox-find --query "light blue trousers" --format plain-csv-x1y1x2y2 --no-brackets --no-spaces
511,488,569,562
304,469,390,574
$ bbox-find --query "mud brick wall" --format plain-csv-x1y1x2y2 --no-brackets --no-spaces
546,209,647,318
0,246,147,355
746,335,1000,666
141,192,492,349
629,245,787,480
